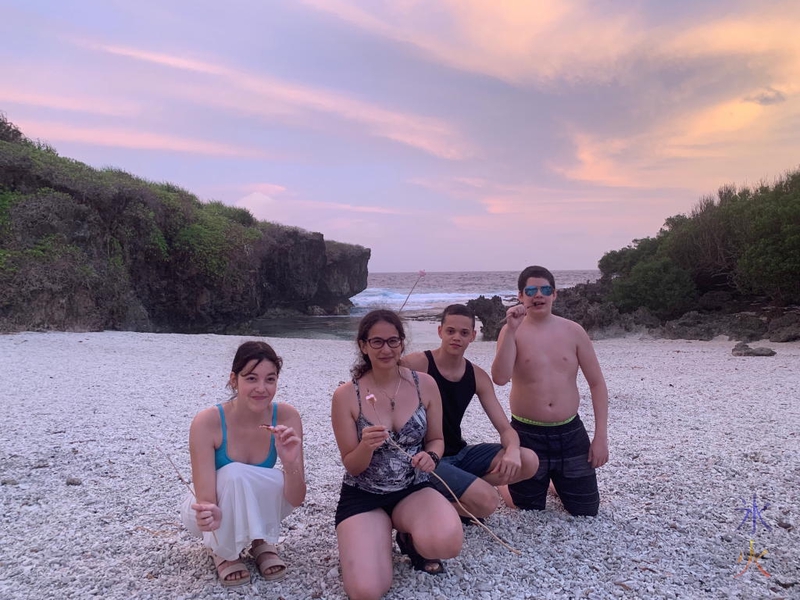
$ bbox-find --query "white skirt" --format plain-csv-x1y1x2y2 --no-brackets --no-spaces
180,462,295,561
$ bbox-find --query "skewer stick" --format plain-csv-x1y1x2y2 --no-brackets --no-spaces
398,270,426,313
158,448,219,544
365,394,520,555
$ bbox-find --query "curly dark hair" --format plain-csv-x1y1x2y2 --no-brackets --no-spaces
350,309,406,379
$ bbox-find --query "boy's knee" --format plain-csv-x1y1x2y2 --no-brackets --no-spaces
461,481,501,518
519,449,539,480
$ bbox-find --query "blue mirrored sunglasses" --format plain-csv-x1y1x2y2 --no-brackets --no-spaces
523,285,554,297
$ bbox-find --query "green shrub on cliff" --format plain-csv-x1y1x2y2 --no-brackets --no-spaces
0,112,370,332
600,167,800,316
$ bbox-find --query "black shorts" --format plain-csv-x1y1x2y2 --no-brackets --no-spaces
334,482,433,528
508,414,599,516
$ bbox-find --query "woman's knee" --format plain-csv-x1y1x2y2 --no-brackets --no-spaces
342,571,392,600
413,517,463,559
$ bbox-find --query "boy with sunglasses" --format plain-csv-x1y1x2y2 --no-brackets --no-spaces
491,265,608,516
402,305,539,522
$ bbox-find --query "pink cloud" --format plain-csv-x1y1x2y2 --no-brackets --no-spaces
74,39,474,160
14,120,272,158
0,88,139,117
245,183,288,196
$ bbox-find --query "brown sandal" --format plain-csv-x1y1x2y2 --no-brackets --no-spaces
211,553,251,587
251,541,287,582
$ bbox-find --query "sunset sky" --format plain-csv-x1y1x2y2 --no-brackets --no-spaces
3,1,799,272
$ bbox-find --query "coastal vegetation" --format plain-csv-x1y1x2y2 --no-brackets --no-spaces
599,175,800,316
470,172,800,342
0,113,369,332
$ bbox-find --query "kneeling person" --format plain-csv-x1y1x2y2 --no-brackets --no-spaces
403,304,539,520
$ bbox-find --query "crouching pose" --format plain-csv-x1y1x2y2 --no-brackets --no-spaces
332,310,462,600
180,341,306,587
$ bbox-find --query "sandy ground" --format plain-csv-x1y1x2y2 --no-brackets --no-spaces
0,328,798,600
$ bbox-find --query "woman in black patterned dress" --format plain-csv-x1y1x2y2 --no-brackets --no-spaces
331,309,462,599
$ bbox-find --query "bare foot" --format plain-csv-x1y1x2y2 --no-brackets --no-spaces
212,554,250,586
497,485,515,508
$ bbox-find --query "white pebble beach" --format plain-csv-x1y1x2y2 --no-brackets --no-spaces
1,327,798,600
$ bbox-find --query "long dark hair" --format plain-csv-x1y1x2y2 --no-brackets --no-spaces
228,341,283,398
350,309,406,379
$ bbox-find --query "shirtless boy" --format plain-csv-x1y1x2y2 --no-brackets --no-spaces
491,266,608,516
403,304,538,520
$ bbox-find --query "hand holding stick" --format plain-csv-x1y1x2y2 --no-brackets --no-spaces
365,394,520,555
158,448,219,544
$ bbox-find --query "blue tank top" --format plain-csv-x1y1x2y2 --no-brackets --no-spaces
214,403,278,470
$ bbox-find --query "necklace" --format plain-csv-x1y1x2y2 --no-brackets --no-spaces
372,370,402,411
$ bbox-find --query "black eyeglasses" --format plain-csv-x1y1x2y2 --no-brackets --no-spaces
523,285,554,297
366,336,403,349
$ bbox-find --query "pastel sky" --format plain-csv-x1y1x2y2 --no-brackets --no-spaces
3,1,799,272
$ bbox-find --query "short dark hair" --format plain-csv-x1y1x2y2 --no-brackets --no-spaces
440,304,475,328
517,266,555,291
351,309,406,379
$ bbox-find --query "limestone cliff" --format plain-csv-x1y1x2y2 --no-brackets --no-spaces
0,116,370,332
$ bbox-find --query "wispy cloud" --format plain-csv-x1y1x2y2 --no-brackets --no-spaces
0,88,139,117
14,120,271,158
237,192,409,216
300,0,800,91
72,39,474,160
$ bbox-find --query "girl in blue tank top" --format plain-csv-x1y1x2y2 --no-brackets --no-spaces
179,341,306,587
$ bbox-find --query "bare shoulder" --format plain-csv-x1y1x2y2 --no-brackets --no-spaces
191,405,221,430
472,362,492,385
411,369,439,397
332,380,356,405
554,315,588,338
277,402,301,422
401,351,429,372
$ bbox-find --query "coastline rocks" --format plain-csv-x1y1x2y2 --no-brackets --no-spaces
767,312,800,342
464,284,797,343
731,342,776,357
466,295,506,341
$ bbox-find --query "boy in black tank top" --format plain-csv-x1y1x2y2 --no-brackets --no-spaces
403,305,539,520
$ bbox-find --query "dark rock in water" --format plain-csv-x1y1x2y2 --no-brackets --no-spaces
466,295,507,341
731,342,776,357
1,479,19,486
767,312,800,342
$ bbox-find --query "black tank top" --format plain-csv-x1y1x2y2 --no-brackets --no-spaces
424,350,477,457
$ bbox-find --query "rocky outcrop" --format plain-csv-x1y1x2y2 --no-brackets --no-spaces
0,134,371,333
466,295,506,340
465,282,798,342
767,312,800,342
731,342,776,357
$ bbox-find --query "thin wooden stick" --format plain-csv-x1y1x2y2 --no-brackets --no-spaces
398,270,426,313
158,448,219,544
365,394,521,555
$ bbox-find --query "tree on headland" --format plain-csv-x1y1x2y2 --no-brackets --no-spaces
598,170,800,319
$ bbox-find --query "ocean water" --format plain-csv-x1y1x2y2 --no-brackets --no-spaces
252,270,599,341
351,270,600,315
